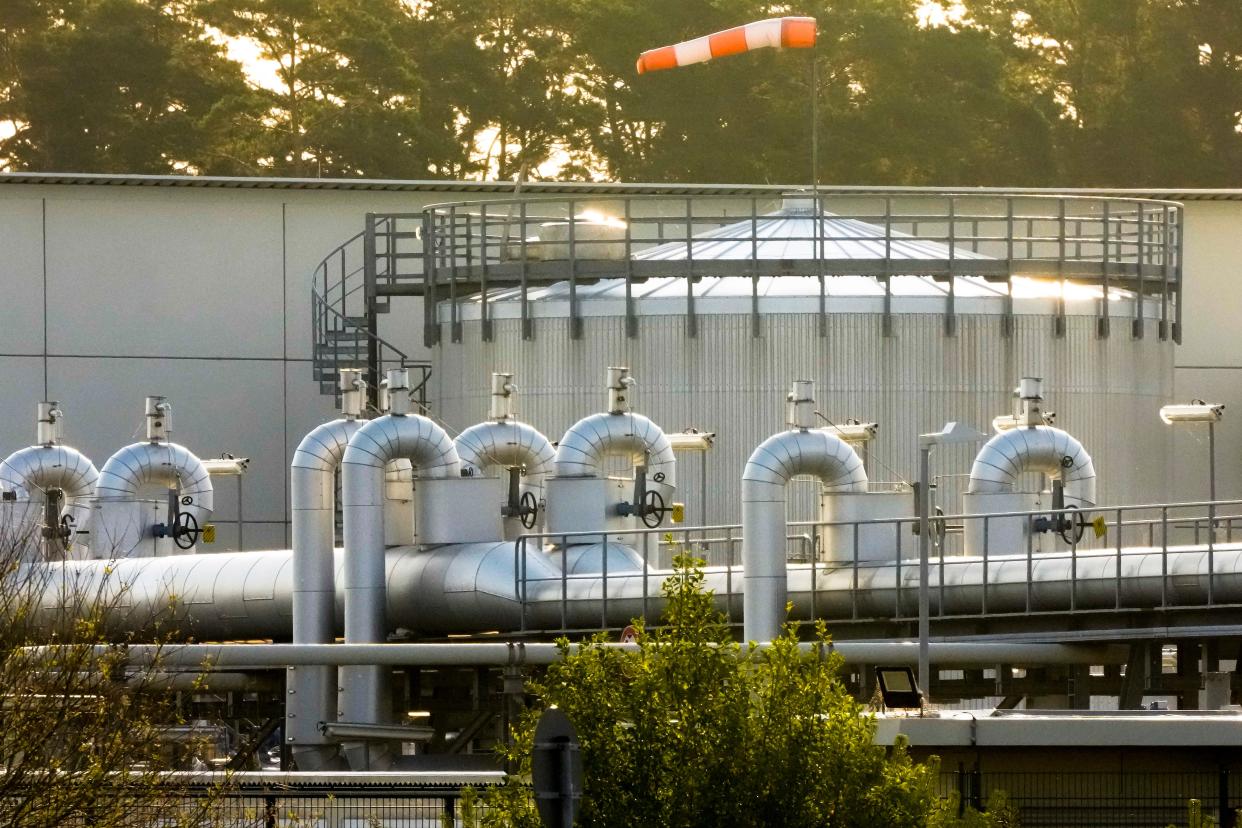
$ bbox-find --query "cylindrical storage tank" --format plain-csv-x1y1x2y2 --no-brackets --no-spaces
429,194,1178,526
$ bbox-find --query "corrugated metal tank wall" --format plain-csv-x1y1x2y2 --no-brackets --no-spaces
432,313,1173,527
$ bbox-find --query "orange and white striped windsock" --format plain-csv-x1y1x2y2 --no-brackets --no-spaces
636,16,817,74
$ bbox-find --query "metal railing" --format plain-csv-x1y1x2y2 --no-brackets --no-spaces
109,767,1242,827
511,499,1242,636
312,191,1184,384
114,773,508,827
118,769,1242,827
419,192,1184,344
940,768,1242,828
310,219,430,406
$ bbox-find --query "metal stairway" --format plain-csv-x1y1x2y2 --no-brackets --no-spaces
311,214,430,407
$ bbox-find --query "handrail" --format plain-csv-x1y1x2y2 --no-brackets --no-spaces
411,191,1184,346
309,217,431,406
510,497,1242,635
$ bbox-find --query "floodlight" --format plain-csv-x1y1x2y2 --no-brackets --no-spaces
819,422,879,444
665,430,715,452
919,421,987,448
876,666,923,709
1159,402,1224,425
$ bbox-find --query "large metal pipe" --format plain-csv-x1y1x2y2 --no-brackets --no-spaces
34,541,1242,641
968,427,1097,506
454,374,555,491
0,445,99,554
94,640,1128,670
553,368,676,505
742,381,868,642
94,398,213,557
457,420,554,480
968,379,1097,506
0,403,99,558
340,369,459,763
288,369,364,769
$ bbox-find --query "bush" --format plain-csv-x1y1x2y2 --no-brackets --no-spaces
467,555,1003,828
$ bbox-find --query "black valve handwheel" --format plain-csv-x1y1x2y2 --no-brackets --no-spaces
174,512,200,550
1059,505,1086,546
931,506,947,543
640,490,667,529
519,490,539,530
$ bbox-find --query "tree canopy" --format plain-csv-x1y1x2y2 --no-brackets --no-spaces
464,556,1013,828
2,0,1241,185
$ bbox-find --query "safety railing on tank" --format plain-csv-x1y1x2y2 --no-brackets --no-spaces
511,499,1242,637
418,192,1184,345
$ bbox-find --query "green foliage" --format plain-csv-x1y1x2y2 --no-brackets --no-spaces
463,555,1005,828
5,0,1242,184
1,0,263,174
0,523,224,826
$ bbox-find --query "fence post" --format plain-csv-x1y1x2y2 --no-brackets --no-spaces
1221,764,1234,828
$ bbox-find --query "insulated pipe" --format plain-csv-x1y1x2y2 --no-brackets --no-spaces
553,414,676,505
742,389,868,642
455,421,555,487
94,640,1127,670
0,447,99,548
552,367,675,504
968,426,1097,506
289,369,363,769
289,414,361,767
33,541,1242,641
339,369,459,762
0,402,99,558
95,441,213,557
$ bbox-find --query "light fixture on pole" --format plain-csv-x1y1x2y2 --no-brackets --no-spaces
1160,401,1224,507
917,421,986,703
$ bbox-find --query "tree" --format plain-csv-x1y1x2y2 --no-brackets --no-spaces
467,556,1001,828
196,0,450,178
412,0,586,180
0,0,265,175
0,514,221,826
962,0,1242,186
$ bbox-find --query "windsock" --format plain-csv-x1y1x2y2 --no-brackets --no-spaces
636,16,817,74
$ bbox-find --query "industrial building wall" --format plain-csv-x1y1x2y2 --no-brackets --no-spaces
0,182,445,550
0,180,1239,548
1171,201,1242,506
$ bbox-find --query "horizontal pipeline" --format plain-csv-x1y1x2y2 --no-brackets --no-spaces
51,641,1127,670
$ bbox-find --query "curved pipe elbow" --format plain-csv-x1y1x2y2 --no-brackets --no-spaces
553,412,676,499
455,421,555,488
967,426,1096,506
96,441,214,522
292,418,362,475
741,429,868,503
741,428,867,643
342,414,461,478
0,445,99,502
